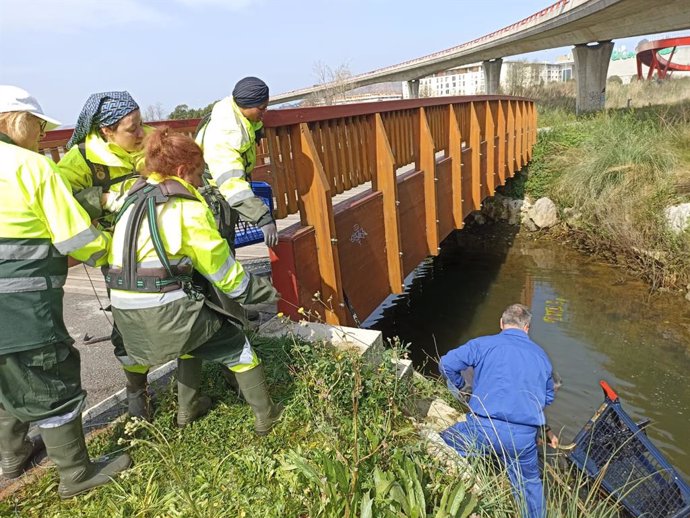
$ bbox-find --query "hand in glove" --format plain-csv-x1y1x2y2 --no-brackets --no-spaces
261,222,279,248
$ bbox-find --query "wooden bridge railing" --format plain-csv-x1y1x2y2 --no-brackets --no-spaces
260,96,535,325
39,95,536,326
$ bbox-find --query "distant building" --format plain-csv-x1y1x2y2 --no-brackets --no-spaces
403,59,574,98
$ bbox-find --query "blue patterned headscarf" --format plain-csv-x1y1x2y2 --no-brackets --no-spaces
67,91,139,149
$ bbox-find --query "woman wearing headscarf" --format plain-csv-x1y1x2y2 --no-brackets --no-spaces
106,127,283,433
58,91,146,221
56,91,155,421
0,85,130,498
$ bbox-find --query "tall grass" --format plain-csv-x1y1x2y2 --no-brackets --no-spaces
0,333,629,517
521,100,690,289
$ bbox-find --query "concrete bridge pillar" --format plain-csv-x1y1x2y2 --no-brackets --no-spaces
573,41,614,113
405,79,420,99
482,58,503,94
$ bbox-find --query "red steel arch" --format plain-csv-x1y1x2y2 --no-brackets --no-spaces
636,36,690,80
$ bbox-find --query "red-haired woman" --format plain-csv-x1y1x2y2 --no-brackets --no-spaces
105,128,283,433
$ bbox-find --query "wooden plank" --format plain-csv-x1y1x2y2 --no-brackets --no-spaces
448,104,464,229
334,191,390,320
461,148,473,220
337,119,351,191
357,118,368,181
496,101,507,186
373,114,404,294
484,101,496,195
480,141,488,200
436,157,454,240
522,102,528,163
507,101,516,178
528,102,536,158
418,107,439,255
326,121,343,194
290,123,348,325
476,102,487,202
311,122,326,186
515,101,524,170
351,117,363,186
520,101,527,167
317,122,332,192
263,95,534,127
280,127,300,218
407,110,415,165
265,128,287,218
397,171,428,275
393,112,402,168
271,224,321,321
344,118,357,188
469,101,481,210
532,101,539,146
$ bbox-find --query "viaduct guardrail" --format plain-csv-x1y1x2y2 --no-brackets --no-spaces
39,96,536,326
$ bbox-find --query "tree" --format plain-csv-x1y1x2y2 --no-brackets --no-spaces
418,83,433,98
143,102,166,122
505,61,542,96
303,61,353,106
168,101,217,120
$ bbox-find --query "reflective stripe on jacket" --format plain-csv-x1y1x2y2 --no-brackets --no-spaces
0,138,111,354
195,98,272,227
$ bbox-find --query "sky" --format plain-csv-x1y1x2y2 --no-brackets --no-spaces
1,0,688,125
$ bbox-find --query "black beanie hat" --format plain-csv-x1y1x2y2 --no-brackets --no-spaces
233,77,269,108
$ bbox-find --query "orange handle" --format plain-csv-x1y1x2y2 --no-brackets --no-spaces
599,380,619,402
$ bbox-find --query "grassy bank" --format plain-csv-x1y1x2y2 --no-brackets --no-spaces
508,83,690,290
0,332,624,517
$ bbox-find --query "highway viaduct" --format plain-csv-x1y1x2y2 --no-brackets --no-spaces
270,0,690,113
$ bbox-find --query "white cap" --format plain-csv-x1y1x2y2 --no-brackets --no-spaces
0,85,61,129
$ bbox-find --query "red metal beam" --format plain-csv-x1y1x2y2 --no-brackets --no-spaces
636,36,690,80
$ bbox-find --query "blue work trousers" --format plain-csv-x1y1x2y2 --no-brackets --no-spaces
440,414,545,518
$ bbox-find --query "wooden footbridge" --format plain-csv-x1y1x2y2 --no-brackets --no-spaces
40,95,536,326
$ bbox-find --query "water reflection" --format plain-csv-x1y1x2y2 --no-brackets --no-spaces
367,223,690,478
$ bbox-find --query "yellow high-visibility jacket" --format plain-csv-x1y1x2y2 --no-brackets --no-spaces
195,98,273,228
107,173,275,365
0,135,111,354
57,128,151,219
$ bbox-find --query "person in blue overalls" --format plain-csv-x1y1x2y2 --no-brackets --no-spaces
439,303,558,518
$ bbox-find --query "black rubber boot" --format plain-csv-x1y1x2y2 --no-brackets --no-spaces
176,357,212,428
234,364,284,435
123,369,151,421
0,406,44,479
40,416,131,499
220,368,242,398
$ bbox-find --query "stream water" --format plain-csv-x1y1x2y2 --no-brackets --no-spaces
366,222,690,479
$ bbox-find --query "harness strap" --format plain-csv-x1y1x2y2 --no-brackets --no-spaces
106,179,199,293
78,142,135,191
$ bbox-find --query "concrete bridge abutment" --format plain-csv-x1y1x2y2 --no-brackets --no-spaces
573,40,614,114
482,58,503,95
405,79,420,99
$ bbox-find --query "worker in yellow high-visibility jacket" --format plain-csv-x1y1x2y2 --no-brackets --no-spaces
56,91,155,421
0,85,131,498
195,76,278,251
106,127,283,433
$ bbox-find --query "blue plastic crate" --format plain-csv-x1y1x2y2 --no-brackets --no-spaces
568,382,690,518
235,181,274,248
